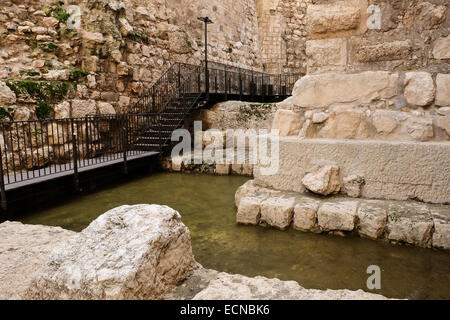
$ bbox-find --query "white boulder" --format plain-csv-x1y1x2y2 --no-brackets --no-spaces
25,205,197,300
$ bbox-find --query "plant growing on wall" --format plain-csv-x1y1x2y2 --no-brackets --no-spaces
0,106,14,121
5,80,71,120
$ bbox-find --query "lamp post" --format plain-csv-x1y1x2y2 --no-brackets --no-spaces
198,16,213,101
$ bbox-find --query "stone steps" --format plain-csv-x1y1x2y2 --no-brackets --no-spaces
235,180,450,251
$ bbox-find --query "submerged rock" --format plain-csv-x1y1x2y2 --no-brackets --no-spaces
25,205,197,300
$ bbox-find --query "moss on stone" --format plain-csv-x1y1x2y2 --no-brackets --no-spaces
0,106,14,121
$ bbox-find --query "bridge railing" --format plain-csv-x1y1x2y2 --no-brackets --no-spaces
130,61,302,114
0,113,159,188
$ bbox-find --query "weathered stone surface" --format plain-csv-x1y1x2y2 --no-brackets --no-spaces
0,81,16,105
237,196,265,225
305,38,347,73
71,99,97,118
436,74,450,107
437,107,450,136
191,272,388,300
254,138,450,204
343,175,364,198
13,106,32,121
43,70,70,81
25,205,197,300
293,197,320,232
54,101,70,119
306,3,361,36
260,196,296,230
291,72,399,109
318,106,368,139
430,206,450,250
403,2,447,31
433,36,450,60
302,165,341,196
215,163,231,175
406,117,434,142
371,110,399,134
271,109,303,137
404,72,435,107
387,203,433,247
0,222,75,300
97,102,116,115
354,40,412,63
357,200,387,239
317,200,358,232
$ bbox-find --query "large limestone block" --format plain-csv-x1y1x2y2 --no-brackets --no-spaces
290,72,399,109
430,206,450,250
71,99,97,118
317,200,358,232
353,40,412,63
25,205,197,300
317,106,369,139
404,72,435,107
0,81,16,105
260,196,296,230
254,138,450,204
0,222,75,300
236,196,265,225
306,2,361,36
192,273,388,300
271,109,304,137
293,197,321,232
235,180,282,208
387,203,433,247
97,102,116,115
436,74,450,107
302,165,341,196
357,200,388,239
305,38,347,73
437,108,450,136
433,36,450,60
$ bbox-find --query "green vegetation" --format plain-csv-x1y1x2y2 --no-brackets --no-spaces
129,31,150,44
0,106,14,121
40,42,59,52
69,69,89,81
52,6,70,23
36,100,53,119
5,80,70,119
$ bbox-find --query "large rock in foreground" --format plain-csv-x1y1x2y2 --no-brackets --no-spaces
25,205,197,300
0,222,75,300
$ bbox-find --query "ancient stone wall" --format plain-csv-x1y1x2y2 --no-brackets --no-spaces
256,0,310,74
0,0,262,121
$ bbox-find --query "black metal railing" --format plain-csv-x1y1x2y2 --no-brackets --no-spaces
0,113,158,189
131,61,301,114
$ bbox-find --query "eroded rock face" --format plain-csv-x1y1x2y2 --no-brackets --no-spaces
343,175,365,198
260,196,296,230
357,200,388,239
271,109,304,137
25,205,197,300
236,196,265,225
302,165,341,196
404,72,435,107
436,74,450,107
317,200,358,232
0,222,75,300
293,197,321,232
192,272,388,300
433,36,450,60
430,206,450,250
291,72,398,109
0,81,16,105
387,203,433,248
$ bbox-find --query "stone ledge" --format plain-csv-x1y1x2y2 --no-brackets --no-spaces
254,138,450,204
235,180,450,250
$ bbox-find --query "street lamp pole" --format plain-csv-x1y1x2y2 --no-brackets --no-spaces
198,16,213,101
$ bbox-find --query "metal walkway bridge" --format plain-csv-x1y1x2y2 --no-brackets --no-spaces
0,61,300,210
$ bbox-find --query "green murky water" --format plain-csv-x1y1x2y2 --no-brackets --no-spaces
18,173,450,300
